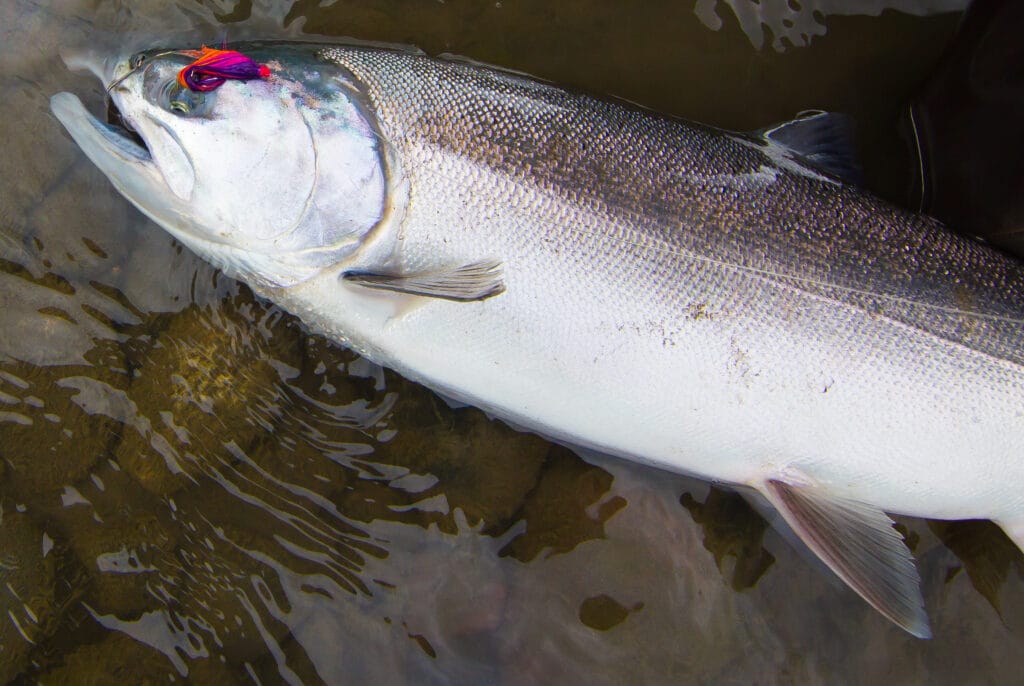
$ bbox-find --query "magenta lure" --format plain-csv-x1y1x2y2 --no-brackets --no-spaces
177,46,270,92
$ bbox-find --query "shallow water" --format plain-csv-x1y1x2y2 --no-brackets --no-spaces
2,1,1023,683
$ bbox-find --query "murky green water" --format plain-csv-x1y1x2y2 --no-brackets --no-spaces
2,1,1022,683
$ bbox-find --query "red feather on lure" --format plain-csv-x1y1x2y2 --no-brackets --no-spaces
177,46,270,92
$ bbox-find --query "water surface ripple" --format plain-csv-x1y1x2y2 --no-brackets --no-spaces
1,1,1020,684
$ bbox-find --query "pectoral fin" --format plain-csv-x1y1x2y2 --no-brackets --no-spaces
342,260,505,302
762,478,931,638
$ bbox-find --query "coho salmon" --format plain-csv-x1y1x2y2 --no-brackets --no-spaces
50,42,1024,638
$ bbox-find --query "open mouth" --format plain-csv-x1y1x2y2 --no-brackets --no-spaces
105,97,148,152
51,89,161,192
52,87,197,200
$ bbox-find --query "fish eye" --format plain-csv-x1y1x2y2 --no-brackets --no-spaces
162,81,206,117
130,52,146,70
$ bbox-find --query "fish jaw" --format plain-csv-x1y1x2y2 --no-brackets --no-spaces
50,91,169,209
51,90,284,287
50,90,249,281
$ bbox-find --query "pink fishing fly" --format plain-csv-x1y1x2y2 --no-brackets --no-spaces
177,46,270,92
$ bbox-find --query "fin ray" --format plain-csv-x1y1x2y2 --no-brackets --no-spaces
763,478,931,638
343,260,505,302
757,111,862,184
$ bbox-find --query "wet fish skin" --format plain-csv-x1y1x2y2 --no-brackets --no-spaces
50,42,1024,638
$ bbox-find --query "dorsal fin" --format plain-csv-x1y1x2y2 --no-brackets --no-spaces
757,111,862,184
761,477,931,638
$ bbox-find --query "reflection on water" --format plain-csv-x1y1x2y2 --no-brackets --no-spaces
694,0,967,51
681,488,775,591
1,0,1022,683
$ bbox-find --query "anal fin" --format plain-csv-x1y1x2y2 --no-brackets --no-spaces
342,260,505,302
762,478,931,638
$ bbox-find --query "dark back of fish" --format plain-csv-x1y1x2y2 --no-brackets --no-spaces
320,45,1024,368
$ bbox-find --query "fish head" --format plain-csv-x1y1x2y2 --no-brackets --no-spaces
51,44,388,287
